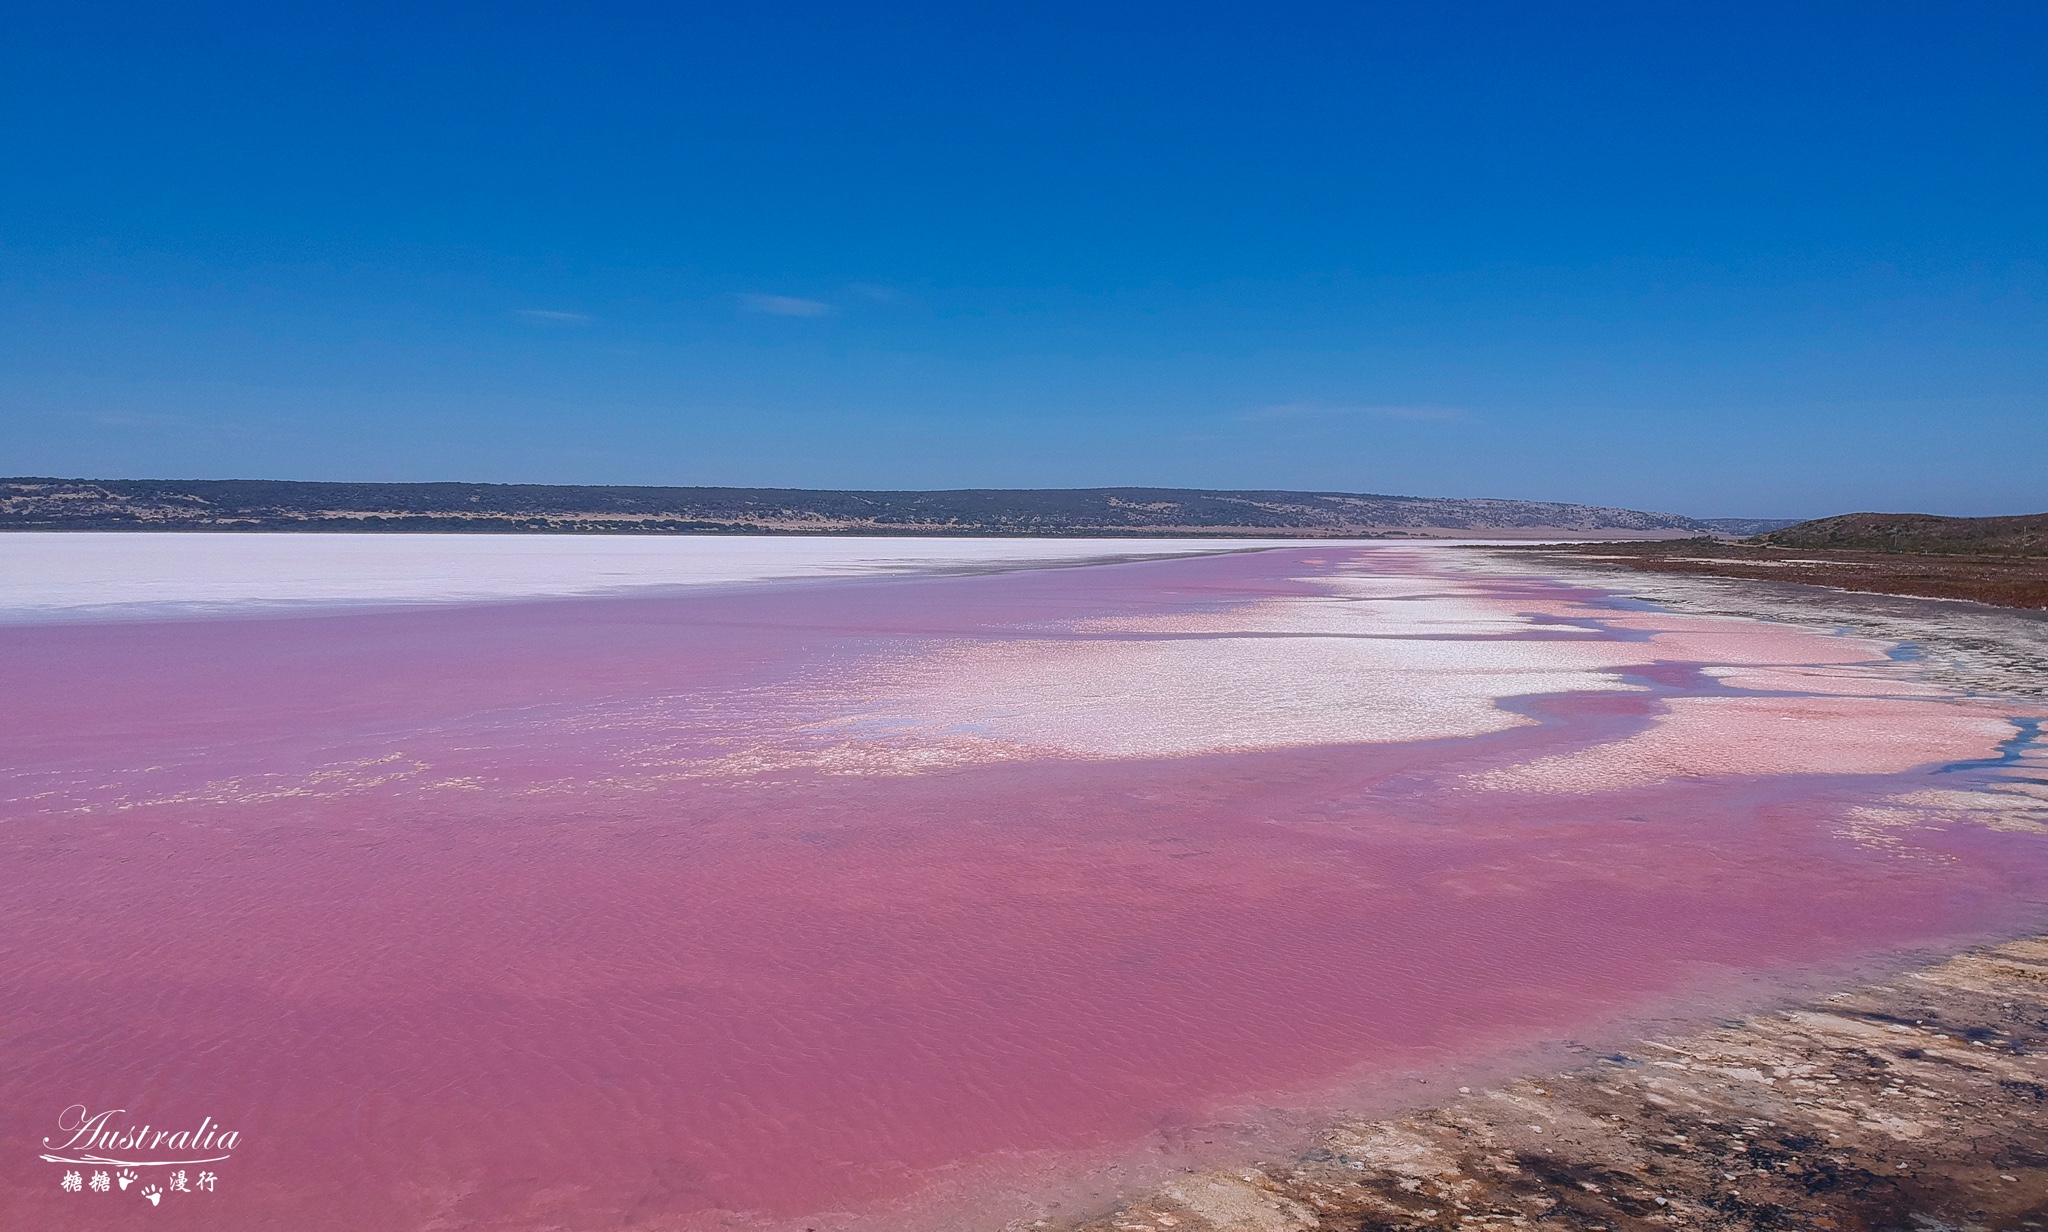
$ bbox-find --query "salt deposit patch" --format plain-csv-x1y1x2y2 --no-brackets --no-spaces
1616,614,1896,666
1473,696,2016,793
794,565,1944,764
811,635,1648,759
1700,665,1953,698
798,578,1658,759
1080,579,1538,639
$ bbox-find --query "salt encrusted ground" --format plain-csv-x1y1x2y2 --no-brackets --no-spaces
1063,935,2048,1232
1466,549,2048,701
0,531,1297,620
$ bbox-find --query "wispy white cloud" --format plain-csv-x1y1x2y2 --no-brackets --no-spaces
738,293,835,317
516,309,593,324
1249,402,1466,423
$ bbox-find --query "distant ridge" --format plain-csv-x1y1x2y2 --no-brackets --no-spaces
1694,516,1802,536
1509,509,2048,609
1759,511,2048,556
0,478,1722,538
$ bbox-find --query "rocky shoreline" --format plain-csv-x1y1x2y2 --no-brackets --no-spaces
1055,936,2048,1232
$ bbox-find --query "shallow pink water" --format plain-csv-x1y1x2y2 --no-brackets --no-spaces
3,547,2044,1230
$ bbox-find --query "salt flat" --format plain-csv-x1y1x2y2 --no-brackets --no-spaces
0,531,1332,621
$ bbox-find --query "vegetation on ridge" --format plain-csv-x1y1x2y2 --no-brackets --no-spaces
0,478,1715,537
1758,511,2048,556
1500,509,2048,609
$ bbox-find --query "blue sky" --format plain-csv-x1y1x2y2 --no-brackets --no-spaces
2,1,2043,517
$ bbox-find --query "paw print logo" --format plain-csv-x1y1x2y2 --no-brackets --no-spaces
140,1183,162,1207
117,1169,138,1191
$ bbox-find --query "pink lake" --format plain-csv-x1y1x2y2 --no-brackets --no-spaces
3,543,2046,1230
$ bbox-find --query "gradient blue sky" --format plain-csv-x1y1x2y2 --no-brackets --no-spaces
3,1,2043,517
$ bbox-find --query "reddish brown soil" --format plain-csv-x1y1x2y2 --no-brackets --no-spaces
1498,540,2048,610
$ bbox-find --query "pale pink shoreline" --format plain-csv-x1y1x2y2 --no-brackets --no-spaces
2,546,2044,1231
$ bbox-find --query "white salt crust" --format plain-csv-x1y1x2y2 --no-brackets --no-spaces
0,532,1341,621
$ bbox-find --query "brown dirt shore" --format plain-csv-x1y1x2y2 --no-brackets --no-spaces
1492,541,2048,610
1054,938,2048,1232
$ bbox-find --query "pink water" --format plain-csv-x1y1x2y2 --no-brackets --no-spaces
4,546,2045,1230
